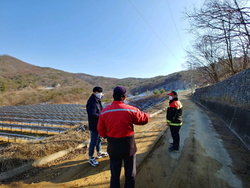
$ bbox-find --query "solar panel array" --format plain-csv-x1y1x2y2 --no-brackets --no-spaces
0,104,88,142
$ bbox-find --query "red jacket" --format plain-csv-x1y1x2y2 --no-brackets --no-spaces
97,101,149,138
98,100,149,157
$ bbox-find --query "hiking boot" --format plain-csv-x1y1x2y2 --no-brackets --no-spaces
96,151,108,159
88,157,99,166
168,146,179,153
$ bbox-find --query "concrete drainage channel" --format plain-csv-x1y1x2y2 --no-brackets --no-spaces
0,108,167,182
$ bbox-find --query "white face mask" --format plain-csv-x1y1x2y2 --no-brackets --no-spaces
169,96,173,100
95,93,103,99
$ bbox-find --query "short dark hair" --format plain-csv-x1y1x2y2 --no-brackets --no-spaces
93,86,103,93
113,94,126,101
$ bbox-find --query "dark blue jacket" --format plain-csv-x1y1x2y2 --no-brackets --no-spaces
86,94,103,132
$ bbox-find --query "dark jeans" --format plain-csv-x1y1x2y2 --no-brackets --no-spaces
88,131,102,158
109,154,136,188
170,125,181,150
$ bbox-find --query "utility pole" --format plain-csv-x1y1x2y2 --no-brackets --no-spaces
188,61,194,94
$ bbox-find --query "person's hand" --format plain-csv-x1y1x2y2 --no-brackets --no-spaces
166,122,169,126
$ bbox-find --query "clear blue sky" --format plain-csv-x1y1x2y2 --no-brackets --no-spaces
0,0,202,79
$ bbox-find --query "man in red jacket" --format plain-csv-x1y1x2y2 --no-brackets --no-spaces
98,86,150,188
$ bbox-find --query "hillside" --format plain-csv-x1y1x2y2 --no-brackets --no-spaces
0,55,92,89
0,55,94,105
76,71,197,95
0,55,203,106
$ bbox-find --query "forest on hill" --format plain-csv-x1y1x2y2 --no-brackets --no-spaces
0,55,199,106
0,50,249,107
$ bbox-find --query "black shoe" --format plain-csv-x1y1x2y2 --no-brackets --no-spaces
168,146,179,153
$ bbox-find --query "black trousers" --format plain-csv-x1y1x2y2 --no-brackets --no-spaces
170,125,181,150
109,154,136,188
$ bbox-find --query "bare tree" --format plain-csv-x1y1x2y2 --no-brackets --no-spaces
184,0,250,76
186,34,222,84
231,0,250,69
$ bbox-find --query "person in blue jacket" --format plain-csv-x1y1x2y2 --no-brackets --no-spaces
86,86,108,166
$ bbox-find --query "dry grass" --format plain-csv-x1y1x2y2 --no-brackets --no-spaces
0,127,89,172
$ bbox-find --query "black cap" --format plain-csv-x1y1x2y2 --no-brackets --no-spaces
93,86,103,93
113,86,127,96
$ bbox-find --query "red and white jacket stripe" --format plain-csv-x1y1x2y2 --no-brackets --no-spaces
97,101,150,138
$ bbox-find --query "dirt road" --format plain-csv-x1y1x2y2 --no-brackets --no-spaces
136,97,250,188
1,93,250,188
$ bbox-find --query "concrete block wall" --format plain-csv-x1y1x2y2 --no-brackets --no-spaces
191,68,250,150
193,98,250,150
193,68,250,110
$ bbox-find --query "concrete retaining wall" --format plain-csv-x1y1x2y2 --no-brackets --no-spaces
193,68,250,110
193,98,250,150
192,68,250,150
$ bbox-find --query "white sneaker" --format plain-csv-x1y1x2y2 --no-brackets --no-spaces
88,157,99,166
96,151,108,159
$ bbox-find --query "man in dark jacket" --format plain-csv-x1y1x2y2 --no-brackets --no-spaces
166,91,183,152
86,86,108,166
98,86,150,188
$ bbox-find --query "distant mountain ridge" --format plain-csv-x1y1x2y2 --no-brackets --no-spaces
0,55,36,75
0,55,199,105
0,55,193,93
0,55,92,88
